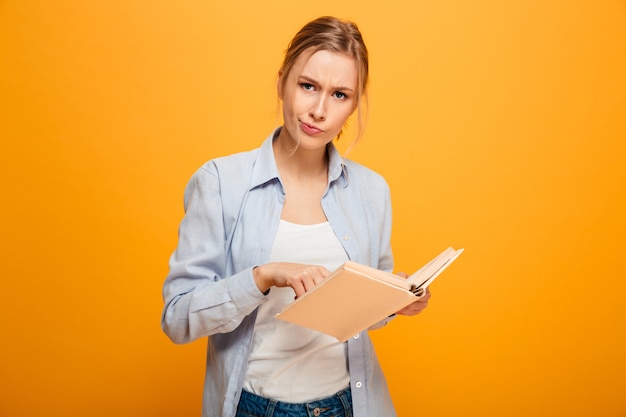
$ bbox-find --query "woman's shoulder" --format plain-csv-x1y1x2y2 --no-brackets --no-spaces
182,147,262,207
193,147,261,178
195,131,275,178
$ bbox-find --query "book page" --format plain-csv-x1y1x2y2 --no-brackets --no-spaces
342,261,411,290
408,247,464,292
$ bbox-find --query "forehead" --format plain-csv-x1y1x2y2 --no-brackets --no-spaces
294,49,358,89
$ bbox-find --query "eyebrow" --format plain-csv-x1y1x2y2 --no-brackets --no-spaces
298,75,355,92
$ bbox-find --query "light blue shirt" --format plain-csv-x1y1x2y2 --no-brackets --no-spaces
162,128,397,417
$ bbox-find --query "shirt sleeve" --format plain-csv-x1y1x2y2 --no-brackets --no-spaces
377,180,394,273
368,180,397,331
161,164,266,344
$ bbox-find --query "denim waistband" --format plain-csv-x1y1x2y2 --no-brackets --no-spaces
237,388,352,417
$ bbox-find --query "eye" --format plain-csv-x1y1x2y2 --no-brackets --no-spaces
300,83,314,91
333,91,348,100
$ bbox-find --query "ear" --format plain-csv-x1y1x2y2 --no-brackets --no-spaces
277,71,284,99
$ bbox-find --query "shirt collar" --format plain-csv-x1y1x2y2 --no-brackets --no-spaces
250,129,282,190
327,137,349,188
250,127,349,190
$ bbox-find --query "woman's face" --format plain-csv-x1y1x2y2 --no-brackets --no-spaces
279,49,359,152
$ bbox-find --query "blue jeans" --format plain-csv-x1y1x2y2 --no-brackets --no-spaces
236,388,353,417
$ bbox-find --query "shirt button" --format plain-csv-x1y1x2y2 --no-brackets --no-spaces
355,381,363,388
353,333,360,339
343,235,350,241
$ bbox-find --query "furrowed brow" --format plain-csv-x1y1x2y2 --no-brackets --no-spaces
298,75,354,92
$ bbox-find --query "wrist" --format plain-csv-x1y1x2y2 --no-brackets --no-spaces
253,265,271,294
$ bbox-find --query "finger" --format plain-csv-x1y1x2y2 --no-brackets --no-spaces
302,272,321,293
397,305,423,316
291,280,306,299
312,266,330,284
397,297,430,316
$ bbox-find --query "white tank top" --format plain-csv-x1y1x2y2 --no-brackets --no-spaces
242,220,350,402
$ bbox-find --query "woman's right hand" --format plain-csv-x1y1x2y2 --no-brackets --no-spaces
253,262,330,298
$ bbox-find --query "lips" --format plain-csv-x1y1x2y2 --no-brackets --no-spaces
299,121,323,135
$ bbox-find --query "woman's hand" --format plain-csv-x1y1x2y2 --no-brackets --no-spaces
394,271,431,316
253,262,330,298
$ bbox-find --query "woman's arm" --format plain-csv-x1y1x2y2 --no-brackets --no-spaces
161,165,266,344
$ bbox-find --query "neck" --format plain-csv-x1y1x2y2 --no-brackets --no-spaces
273,130,329,180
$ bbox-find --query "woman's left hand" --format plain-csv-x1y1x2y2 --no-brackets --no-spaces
394,272,431,316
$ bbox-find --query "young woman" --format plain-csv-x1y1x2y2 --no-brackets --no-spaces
161,16,430,417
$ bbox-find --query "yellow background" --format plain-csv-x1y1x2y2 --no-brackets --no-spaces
1,1,625,416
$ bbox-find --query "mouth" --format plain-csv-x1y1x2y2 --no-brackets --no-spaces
299,121,324,135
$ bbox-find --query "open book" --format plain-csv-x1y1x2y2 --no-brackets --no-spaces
275,247,464,342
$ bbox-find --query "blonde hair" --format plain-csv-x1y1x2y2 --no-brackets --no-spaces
278,16,369,149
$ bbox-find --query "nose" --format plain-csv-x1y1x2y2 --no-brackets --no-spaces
310,97,326,121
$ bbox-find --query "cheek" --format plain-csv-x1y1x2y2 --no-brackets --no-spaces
284,94,314,121
280,94,296,118
335,104,356,124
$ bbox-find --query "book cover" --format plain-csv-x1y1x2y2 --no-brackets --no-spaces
275,247,464,342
